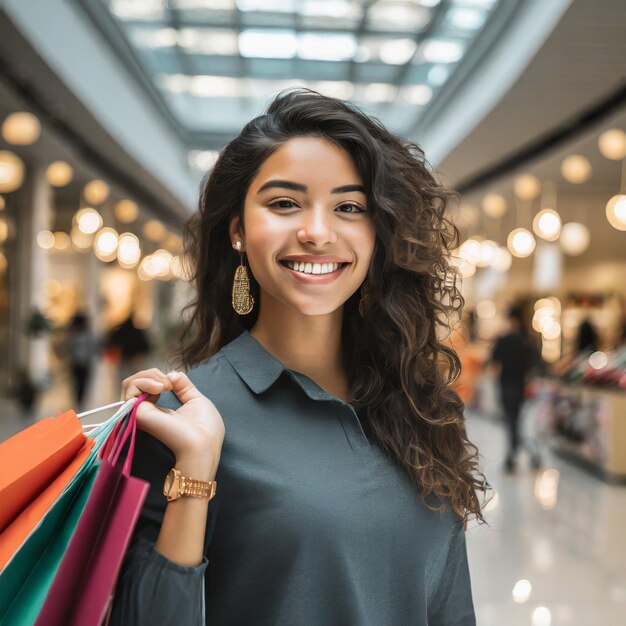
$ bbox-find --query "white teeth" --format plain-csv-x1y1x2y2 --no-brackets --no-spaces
285,261,341,275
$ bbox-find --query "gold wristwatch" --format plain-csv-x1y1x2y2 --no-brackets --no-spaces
163,468,217,502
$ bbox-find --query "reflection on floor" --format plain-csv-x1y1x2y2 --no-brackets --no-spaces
1,369,625,626
466,410,626,626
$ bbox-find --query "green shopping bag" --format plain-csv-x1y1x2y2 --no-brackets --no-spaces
0,463,99,625
0,399,135,626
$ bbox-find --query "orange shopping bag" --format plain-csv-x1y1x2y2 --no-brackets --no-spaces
0,435,94,570
0,411,86,533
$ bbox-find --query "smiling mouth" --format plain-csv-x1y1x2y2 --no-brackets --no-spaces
278,260,350,275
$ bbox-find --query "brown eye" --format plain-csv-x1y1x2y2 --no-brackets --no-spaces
337,203,365,213
269,199,298,209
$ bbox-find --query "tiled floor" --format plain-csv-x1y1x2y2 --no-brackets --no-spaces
465,411,626,626
2,365,625,625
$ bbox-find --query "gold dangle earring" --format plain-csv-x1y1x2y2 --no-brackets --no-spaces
358,280,371,317
232,241,255,315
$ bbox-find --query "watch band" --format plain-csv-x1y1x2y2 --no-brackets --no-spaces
164,467,217,502
180,475,217,500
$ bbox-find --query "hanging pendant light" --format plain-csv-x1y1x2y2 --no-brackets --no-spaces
75,208,103,234
117,232,141,268
561,155,591,184
507,228,535,257
598,129,626,160
0,151,25,193
2,112,41,145
533,209,561,241
482,193,507,218
514,174,540,200
115,199,139,224
606,194,626,231
46,161,74,187
559,222,590,255
84,179,110,205
94,227,119,262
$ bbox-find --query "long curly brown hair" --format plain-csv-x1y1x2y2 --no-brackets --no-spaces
171,88,490,525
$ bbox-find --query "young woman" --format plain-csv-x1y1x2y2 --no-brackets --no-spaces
109,88,488,626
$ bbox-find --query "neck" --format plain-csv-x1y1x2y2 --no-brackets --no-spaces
248,291,350,401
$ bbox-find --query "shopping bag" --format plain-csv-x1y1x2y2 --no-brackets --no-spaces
35,393,150,626
0,411,86,532
0,436,95,570
0,398,136,625
0,462,100,625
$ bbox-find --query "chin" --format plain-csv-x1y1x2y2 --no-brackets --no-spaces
286,297,345,317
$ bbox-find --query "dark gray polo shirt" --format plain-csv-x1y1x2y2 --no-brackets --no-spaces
109,330,475,625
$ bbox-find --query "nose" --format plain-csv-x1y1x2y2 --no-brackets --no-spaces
296,205,337,246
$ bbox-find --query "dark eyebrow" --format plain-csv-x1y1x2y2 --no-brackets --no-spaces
256,180,365,195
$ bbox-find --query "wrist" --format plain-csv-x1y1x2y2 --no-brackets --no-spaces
174,455,218,482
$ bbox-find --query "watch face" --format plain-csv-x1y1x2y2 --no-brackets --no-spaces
164,469,175,496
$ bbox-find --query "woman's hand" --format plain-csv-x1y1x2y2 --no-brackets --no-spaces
120,368,225,477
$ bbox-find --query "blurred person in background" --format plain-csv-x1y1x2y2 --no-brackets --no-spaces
14,367,38,421
576,298,598,353
67,311,100,412
105,313,152,390
487,305,541,473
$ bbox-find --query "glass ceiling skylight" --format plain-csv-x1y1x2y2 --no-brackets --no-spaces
93,0,506,148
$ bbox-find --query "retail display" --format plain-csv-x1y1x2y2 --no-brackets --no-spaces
534,357,626,483
552,345,626,389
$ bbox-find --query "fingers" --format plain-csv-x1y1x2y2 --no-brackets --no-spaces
132,371,218,460
166,371,203,405
120,368,173,402
122,378,168,401
119,369,199,406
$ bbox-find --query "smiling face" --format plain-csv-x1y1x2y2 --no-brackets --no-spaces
229,136,376,317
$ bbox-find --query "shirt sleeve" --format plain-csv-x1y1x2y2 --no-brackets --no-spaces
108,536,207,626
427,520,476,626
108,389,215,626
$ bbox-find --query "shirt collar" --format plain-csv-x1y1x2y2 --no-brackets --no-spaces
221,330,284,395
220,329,353,406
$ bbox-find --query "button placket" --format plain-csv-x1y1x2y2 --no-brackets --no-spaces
287,370,375,456
328,400,372,455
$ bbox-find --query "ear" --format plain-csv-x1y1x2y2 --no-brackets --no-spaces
228,214,245,249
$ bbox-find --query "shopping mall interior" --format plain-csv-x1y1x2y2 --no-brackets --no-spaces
0,0,625,624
